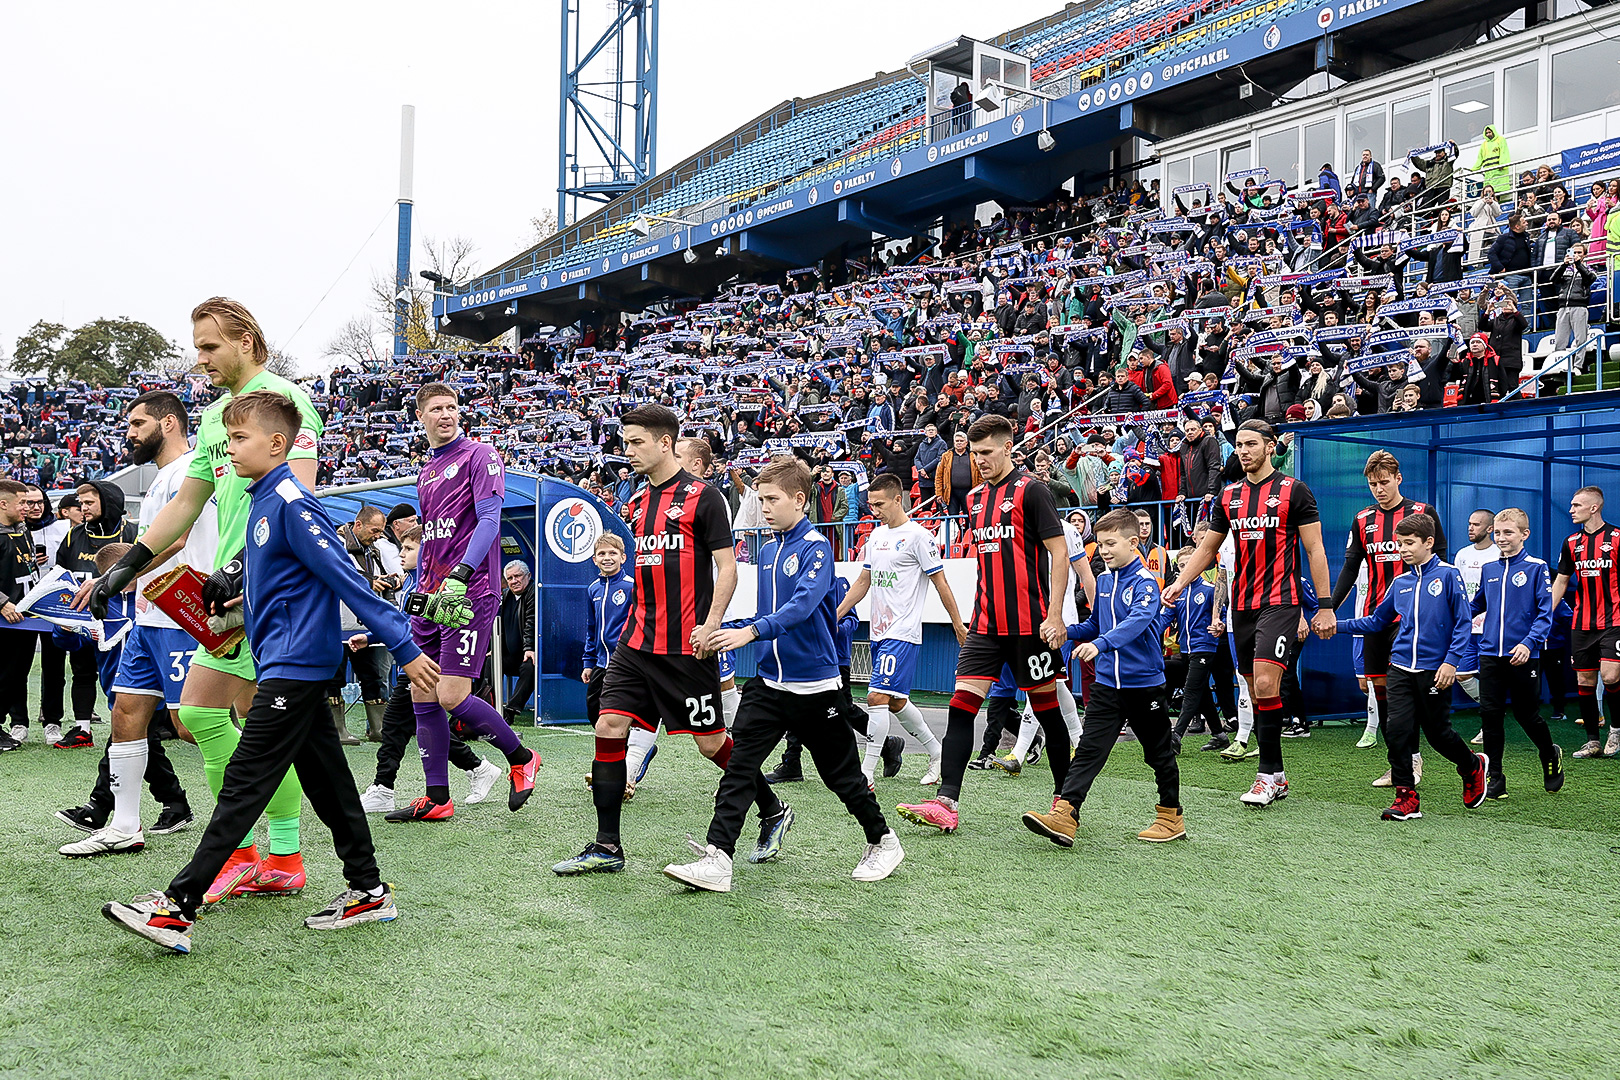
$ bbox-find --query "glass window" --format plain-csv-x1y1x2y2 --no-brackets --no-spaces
1348,106,1386,164
1222,143,1251,177
1304,119,1336,184
1257,126,1300,187
978,54,1000,90
1191,150,1219,192
1552,40,1620,120
1504,60,1538,132
1165,157,1192,190
1442,74,1494,144
1392,95,1430,159
1002,59,1026,88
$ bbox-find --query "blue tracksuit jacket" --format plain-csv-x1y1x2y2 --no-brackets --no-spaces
1174,573,1220,655
1471,548,1553,658
585,571,634,668
751,517,838,685
1067,555,1165,689
244,462,422,682
1340,554,1472,672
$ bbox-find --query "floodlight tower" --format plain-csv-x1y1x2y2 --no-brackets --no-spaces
394,104,415,359
558,0,658,228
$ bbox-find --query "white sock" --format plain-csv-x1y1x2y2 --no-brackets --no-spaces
108,739,147,834
894,699,940,757
1011,705,1038,760
720,685,741,730
863,705,890,780
625,727,658,780
1457,675,1479,702
1054,679,1083,741
1363,684,1379,735
1235,687,1254,744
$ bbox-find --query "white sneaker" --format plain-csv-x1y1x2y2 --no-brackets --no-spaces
464,760,502,804
1574,739,1605,758
43,723,62,744
8,724,24,743
852,830,904,882
1371,767,1394,788
1373,755,1421,787
1606,730,1620,757
1239,777,1282,807
359,785,395,814
920,755,942,786
1469,729,1484,746
662,839,733,892
60,826,145,858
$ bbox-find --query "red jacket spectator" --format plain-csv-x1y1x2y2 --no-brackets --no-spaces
1127,356,1178,409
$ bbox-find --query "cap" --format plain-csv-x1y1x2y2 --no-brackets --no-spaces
386,502,417,526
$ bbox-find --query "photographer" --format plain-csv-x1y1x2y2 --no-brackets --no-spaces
1548,241,1596,366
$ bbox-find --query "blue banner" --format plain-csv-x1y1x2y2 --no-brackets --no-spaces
1562,136,1620,182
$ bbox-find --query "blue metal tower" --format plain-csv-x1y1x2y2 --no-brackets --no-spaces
558,0,658,227
394,104,415,359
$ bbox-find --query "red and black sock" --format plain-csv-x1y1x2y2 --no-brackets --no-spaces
592,736,628,847
937,688,985,801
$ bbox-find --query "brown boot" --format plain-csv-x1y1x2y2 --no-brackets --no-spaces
1021,798,1077,847
330,699,361,746
1137,804,1186,842
364,701,387,742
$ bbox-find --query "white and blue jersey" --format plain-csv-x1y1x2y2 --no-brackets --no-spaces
111,623,199,711
718,649,737,681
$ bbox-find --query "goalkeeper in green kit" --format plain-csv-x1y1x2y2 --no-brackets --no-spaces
78,299,321,904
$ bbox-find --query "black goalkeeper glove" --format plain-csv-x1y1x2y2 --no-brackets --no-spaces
87,541,153,620
201,551,246,617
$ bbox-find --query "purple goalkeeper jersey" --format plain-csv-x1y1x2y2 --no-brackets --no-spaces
416,435,505,599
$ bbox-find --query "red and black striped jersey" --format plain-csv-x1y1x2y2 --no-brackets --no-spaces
966,468,1064,635
1330,498,1448,615
1557,524,1620,632
1209,471,1321,611
619,469,733,655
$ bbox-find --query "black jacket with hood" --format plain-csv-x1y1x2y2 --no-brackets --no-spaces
55,480,136,579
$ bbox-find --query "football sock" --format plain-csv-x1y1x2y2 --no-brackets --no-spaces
1457,674,1480,701
181,705,256,851
1011,705,1038,761
592,736,628,846
426,785,451,804
625,727,657,780
709,734,733,771
1373,683,1389,737
1254,695,1285,774
894,700,940,756
1362,684,1379,736
413,701,451,789
862,705,891,780
447,693,527,762
264,778,302,855
720,685,741,730
1578,685,1600,739
107,739,147,835
938,688,985,801
1234,693,1255,745
1054,679,1083,741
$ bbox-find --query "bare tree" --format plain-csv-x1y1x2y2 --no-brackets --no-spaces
526,208,559,248
324,316,377,370
369,234,488,351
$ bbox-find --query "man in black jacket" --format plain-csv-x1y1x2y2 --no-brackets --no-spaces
1102,368,1151,412
0,479,34,752
498,561,538,724
1411,339,1455,409
52,479,136,746
1175,418,1222,501
1488,212,1535,314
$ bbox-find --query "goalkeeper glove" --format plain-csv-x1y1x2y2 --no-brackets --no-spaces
87,541,153,620
201,551,246,617
423,564,475,629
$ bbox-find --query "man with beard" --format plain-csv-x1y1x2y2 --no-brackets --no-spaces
56,392,203,852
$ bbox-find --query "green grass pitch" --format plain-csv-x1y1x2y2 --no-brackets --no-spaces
1,705,1616,1080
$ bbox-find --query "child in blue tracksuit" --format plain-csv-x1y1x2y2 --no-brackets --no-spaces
669,460,899,892
583,533,634,726
106,393,440,949
1337,514,1487,821
1471,508,1564,797
1022,510,1184,845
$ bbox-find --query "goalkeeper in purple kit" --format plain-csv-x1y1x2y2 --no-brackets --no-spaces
386,382,540,822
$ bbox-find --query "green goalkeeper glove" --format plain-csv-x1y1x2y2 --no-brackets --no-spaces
423,564,474,629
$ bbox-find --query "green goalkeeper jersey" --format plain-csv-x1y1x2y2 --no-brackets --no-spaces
186,369,323,570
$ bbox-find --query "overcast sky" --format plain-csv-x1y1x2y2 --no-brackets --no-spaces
0,0,1058,375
